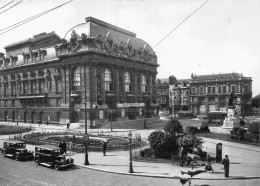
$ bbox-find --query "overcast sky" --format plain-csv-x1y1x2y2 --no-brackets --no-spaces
0,0,259,96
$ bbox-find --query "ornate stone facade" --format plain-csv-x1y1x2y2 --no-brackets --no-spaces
0,17,159,126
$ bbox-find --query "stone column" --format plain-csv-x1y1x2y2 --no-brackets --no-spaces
85,64,91,104
115,67,119,103
90,62,97,105
65,67,70,104
134,70,138,102
61,66,66,104
122,69,126,102
100,67,105,103
80,65,86,103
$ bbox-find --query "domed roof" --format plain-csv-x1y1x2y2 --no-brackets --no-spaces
64,17,155,57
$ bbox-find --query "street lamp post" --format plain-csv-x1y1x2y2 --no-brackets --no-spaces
84,134,89,165
128,132,134,173
84,102,88,134
16,107,18,125
143,108,147,129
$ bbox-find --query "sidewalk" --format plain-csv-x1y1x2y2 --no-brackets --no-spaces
69,149,260,180
1,121,260,180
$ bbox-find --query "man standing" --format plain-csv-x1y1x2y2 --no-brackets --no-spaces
222,155,230,177
102,141,107,156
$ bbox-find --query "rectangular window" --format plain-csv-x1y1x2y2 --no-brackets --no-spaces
125,84,130,92
212,87,216,94
244,84,249,92
218,86,221,94
142,85,146,92
223,86,227,93
231,85,236,92
4,84,8,97
207,87,211,94
105,82,110,91
162,97,166,103
12,100,15,107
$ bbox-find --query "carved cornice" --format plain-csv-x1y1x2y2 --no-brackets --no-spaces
56,30,157,64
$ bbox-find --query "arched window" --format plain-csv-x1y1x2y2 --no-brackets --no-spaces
125,72,131,92
141,75,146,92
104,68,112,91
73,67,80,91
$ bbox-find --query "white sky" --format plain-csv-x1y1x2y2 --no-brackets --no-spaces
0,0,259,96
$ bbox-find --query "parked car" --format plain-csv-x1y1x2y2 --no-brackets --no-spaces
2,140,34,161
35,145,74,170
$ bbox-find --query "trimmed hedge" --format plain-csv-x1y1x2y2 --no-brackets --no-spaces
248,122,260,134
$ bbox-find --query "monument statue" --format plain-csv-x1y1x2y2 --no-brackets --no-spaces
228,90,234,106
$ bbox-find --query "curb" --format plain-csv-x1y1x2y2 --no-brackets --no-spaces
75,164,260,180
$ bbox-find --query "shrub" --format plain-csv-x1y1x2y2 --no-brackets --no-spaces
244,133,259,141
140,148,153,157
248,122,260,134
147,131,178,158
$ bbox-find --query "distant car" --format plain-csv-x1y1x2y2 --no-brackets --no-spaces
35,145,74,170
199,126,210,133
179,112,197,119
2,140,34,161
186,126,200,134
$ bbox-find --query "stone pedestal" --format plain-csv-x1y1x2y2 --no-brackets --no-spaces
223,106,240,128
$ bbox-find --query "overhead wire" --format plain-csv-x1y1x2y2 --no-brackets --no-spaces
0,0,73,36
0,0,14,10
153,0,209,49
0,0,23,15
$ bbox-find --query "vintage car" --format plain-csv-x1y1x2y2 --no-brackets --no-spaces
2,140,34,161
35,145,74,170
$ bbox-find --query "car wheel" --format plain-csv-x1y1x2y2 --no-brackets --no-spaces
15,155,19,161
54,164,60,170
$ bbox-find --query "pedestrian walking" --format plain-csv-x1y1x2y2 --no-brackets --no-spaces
38,120,41,126
58,141,63,154
205,154,214,172
67,122,70,130
46,121,49,126
222,155,230,177
102,141,107,156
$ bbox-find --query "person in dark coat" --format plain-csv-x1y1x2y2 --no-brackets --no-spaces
58,142,63,154
102,141,107,156
62,141,67,154
222,155,230,177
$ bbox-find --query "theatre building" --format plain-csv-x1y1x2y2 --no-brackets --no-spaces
0,17,159,127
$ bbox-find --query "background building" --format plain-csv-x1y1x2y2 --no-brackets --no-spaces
190,73,252,116
0,17,159,126
169,79,191,112
156,78,169,111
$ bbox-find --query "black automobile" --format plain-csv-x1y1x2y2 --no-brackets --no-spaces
185,126,200,134
2,140,34,161
35,145,74,170
199,125,210,133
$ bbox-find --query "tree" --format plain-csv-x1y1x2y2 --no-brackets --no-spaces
169,75,177,85
252,94,260,108
164,119,183,136
177,134,204,155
